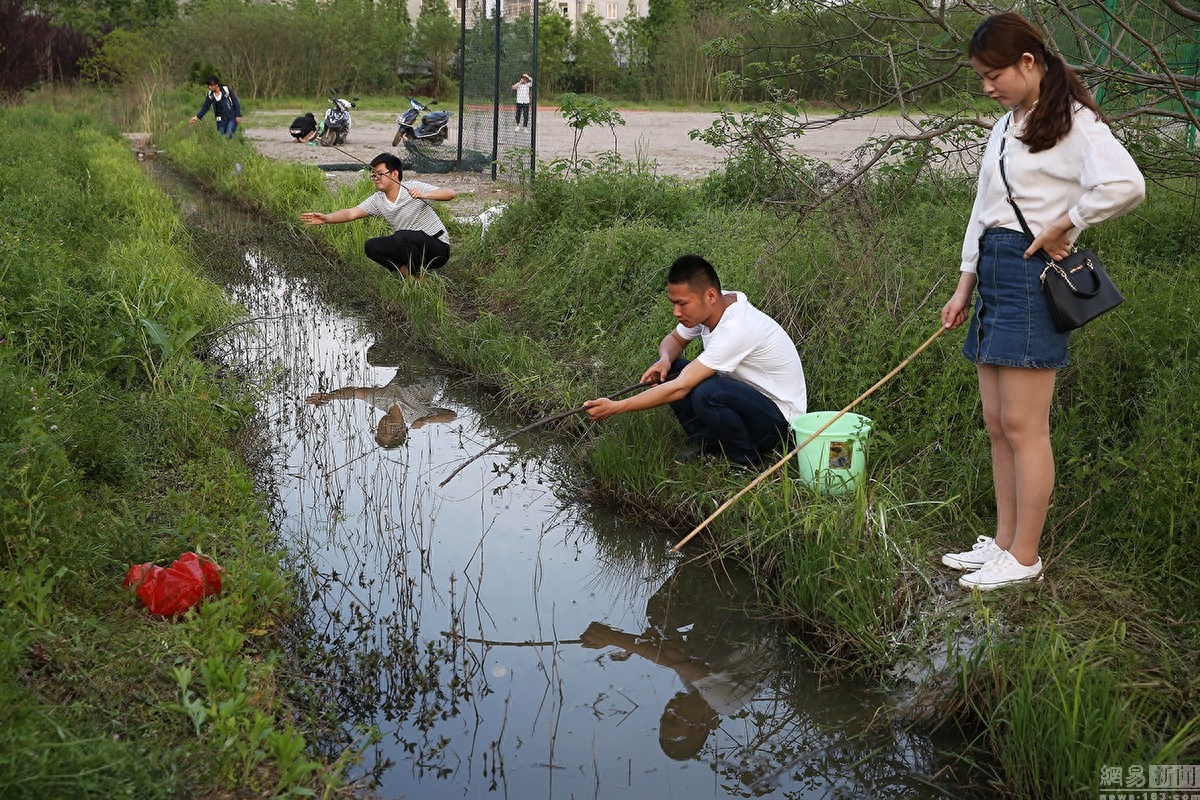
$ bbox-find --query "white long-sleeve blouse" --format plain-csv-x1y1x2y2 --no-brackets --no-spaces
960,103,1145,274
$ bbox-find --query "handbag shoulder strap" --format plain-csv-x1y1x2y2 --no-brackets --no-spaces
997,117,1055,265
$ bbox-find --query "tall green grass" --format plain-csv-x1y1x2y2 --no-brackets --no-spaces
162,92,1200,797
0,102,345,797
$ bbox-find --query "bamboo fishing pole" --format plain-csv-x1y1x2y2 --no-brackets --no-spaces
439,376,670,488
670,324,949,552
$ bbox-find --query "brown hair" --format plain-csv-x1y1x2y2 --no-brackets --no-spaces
968,12,1103,152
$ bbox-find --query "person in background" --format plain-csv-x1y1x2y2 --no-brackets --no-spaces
939,12,1144,591
289,112,318,144
583,254,806,469
512,73,532,130
189,75,242,139
300,152,456,279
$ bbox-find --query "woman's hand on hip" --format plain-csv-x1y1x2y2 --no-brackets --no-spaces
1026,214,1076,261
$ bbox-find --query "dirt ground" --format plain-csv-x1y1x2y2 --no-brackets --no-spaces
242,107,921,217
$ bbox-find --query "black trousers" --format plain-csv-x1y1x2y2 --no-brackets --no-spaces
363,230,449,275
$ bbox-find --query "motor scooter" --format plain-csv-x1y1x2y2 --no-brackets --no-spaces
392,97,451,146
320,88,358,146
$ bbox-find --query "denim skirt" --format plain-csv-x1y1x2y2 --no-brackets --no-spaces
962,228,1070,369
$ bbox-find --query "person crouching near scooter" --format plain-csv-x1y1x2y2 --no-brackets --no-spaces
300,153,455,280
289,112,318,144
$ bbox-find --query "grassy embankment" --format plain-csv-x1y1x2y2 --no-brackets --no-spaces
27,83,1199,799
0,101,357,798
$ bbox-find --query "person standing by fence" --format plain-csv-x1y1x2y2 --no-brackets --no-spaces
512,73,532,130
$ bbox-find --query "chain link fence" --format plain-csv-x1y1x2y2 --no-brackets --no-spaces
401,2,540,180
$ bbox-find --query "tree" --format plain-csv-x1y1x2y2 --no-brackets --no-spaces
555,92,625,173
414,0,459,98
611,4,648,94
0,0,90,100
80,28,160,86
536,0,572,95
28,0,174,36
570,11,617,94
695,0,1200,217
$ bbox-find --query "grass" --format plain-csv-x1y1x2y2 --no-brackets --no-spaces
67,82,1200,798
0,99,354,798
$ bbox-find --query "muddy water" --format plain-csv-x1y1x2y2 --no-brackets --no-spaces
178,184,961,799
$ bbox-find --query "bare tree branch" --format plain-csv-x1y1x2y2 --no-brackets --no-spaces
702,0,1200,219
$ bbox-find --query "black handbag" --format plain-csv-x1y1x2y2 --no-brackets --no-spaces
1037,250,1123,331
998,120,1124,332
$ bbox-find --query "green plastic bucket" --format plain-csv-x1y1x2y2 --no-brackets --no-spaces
789,411,873,495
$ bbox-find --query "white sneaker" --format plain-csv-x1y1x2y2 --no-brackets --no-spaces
958,551,1043,591
941,536,1003,570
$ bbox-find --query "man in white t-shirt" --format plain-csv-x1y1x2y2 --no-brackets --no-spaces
300,152,455,279
584,254,807,467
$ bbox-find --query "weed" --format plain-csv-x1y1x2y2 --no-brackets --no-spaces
0,100,345,799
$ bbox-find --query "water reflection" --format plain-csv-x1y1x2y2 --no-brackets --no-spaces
306,363,457,450
579,560,772,763
183,200,961,799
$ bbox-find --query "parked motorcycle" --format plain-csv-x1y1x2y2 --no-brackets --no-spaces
392,97,451,146
320,88,357,146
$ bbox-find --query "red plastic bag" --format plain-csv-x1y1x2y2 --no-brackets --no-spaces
123,552,223,617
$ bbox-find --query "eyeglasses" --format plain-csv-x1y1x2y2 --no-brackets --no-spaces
369,171,392,180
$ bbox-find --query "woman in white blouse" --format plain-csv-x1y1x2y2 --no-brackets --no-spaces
939,12,1145,590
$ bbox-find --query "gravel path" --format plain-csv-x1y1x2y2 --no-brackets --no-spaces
242,107,923,216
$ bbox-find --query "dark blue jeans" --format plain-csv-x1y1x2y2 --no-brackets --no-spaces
668,358,790,466
216,118,238,139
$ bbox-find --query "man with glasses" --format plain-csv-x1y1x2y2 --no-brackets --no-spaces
300,153,455,278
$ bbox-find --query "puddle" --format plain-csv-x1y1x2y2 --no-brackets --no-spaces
169,176,964,799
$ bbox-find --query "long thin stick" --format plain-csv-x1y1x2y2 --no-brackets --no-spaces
439,378,658,487
671,324,948,552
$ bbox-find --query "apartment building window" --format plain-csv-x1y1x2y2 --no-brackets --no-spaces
606,2,616,18
559,2,568,14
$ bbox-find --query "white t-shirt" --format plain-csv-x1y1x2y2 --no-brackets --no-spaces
676,291,807,422
960,104,1144,273
514,83,531,104
356,181,450,244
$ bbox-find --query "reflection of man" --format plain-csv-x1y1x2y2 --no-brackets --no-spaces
307,373,456,448
580,561,771,760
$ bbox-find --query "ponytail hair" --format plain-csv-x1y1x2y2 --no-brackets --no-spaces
969,12,1104,152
